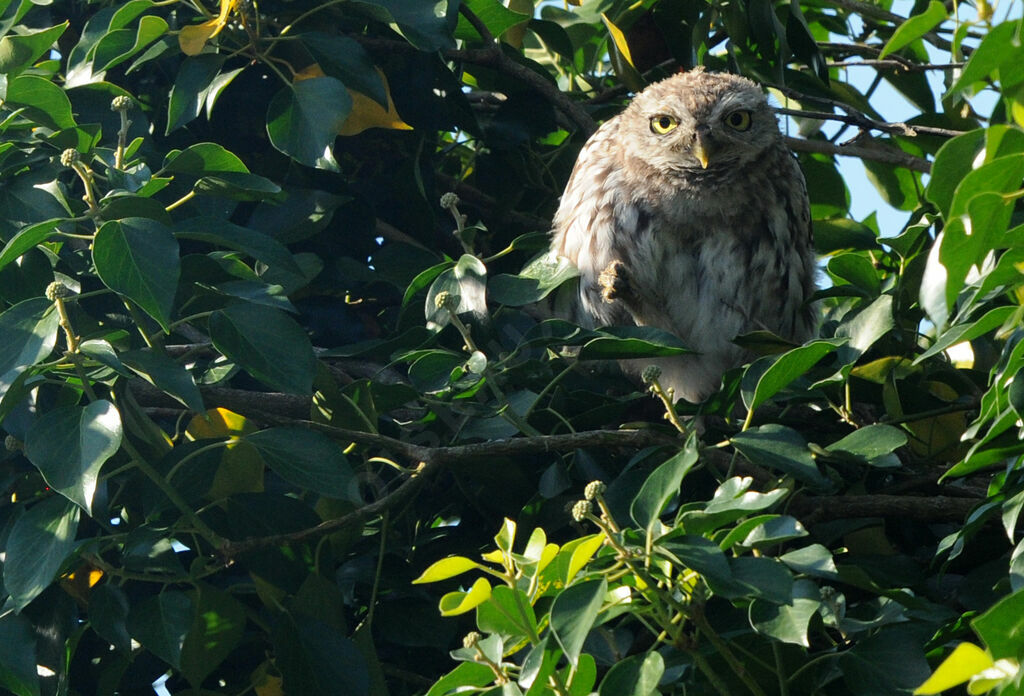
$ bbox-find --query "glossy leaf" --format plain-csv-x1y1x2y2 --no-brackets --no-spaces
121,349,204,412
0,614,40,696
0,22,68,76
5,496,80,611
209,304,316,395
0,297,59,390
597,651,663,696
630,433,698,530
267,77,351,169
127,592,193,669
25,401,122,514
244,427,354,499
550,577,606,666
749,579,820,646
414,556,484,583
578,326,692,359
731,425,828,487
741,339,845,411
94,217,180,332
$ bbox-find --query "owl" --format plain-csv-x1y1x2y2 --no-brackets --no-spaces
551,69,817,403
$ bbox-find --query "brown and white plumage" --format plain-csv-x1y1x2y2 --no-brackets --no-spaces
551,69,817,402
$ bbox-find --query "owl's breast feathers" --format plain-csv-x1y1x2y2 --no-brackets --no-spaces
550,107,816,401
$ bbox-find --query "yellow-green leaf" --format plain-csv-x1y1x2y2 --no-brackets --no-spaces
412,556,482,584
187,407,255,440
178,0,237,55
601,13,634,68
438,577,492,616
565,534,604,582
338,70,411,136
914,643,994,695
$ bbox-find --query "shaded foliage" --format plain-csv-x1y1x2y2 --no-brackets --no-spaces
0,0,1023,695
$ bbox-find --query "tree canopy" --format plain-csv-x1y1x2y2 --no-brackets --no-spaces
0,0,1023,694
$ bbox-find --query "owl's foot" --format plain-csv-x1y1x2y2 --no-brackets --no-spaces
599,260,632,304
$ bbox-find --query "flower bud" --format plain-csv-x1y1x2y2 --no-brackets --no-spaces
641,365,662,384
45,281,72,301
584,480,606,501
110,95,133,112
439,192,460,210
571,500,593,522
60,149,80,167
462,631,483,649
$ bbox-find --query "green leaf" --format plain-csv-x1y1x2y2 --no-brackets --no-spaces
0,22,68,76
742,516,808,548
93,14,167,72
163,142,248,174
826,425,907,461
455,0,528,41
749,579,820,646
180,586,246,689
267,77,351,170
947,23,1021,99
828,254,880,296
193,171,283,201
408,350,466,393
578,326,692,359
731,425,828,487
349,0,456,51
94,217,180,332
300,33,388,106
778,544,839,579
0,297,60,390
244,427,354,498
840,627,931,695
174,217,301,275
726,556,794,603
0,219,65,272
972,588,1024,660
914,642,994,695
127,591,193,670
439,576,492,616
25,401,122,515
878,1,946,58
550,578,605,667
209,304,316,395
658,536,733,586
489,251,580,306
915,306,1016,364
121,349,204,412
413,556,484,583
425,662,496,696
813,218,878,254
477,586,538,640
741,339,845,412
90,584,132,654
630,434,698,531
0,614,41,696
4,74,76,129
272,613,370,696
597,651,663,696
4,496,80,611
166,53,225,133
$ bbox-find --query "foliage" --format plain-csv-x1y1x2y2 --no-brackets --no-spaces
0,0,1023,695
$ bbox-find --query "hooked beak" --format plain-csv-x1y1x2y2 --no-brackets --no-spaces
693,128,711,169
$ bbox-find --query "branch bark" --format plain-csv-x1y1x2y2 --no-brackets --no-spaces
785,135,932,173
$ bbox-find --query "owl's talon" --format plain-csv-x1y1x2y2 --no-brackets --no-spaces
599,260,631,304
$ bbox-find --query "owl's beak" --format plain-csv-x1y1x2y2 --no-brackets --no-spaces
693,128,711,169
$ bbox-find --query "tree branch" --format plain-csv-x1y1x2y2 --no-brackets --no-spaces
774,106,965,139
793,494,977,522
785,135,932,173
219,426,679,557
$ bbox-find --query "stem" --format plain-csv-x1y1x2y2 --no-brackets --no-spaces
165,190,197,212
115,110,131,169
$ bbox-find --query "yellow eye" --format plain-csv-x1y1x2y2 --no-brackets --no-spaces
725,110,752,131
650,114,679,134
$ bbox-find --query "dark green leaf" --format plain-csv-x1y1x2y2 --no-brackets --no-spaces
578,326,692,359
166,53,225,134
5,496,80,610
0,297,59,389
163,142,248,174
972,587,1024,660
477,586,538,640
0,22,68,76
300,33,388,106
127,591,193,670
425,662,496,696
916,306,1015,364
741,339,845,412
742,515,808,548
630,434,698,531
749,579,820,646
266,77,351,170
174,217,301,275
121,349,204,412
349,0,456,51
244,427,354,498
550,578,606,667
0,614,40,696
658,536,733,586
193,171,283,201
778,544,839,579
408,350,465,393
90,584,132,654
180,586,246,688
455,0,529,41
839,627,930,696
826,425,907,461
209,304,316,395
726,556,793,603
489,251,579,306
731,425,828,487
597,651,663,696
94,217,180,332
24,400,122,514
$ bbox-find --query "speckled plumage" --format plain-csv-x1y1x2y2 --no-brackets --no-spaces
551,69,817,402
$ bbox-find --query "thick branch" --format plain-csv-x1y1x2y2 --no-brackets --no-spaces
793,494,977,522
785,135,932,173
219,426,678,557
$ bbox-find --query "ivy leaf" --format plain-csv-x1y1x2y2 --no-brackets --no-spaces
267,77,351,170
4,496,80,611
550,577,606,667
879,1,946,58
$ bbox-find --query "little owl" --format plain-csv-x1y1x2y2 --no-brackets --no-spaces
550,69,817,402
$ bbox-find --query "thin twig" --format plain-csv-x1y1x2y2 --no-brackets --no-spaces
775,106,965,138
826,59,965,72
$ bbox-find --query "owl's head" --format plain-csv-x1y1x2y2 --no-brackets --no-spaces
620,69,780,174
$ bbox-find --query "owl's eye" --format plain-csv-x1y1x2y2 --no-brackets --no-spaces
650,114,679,134
725,110,753,131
